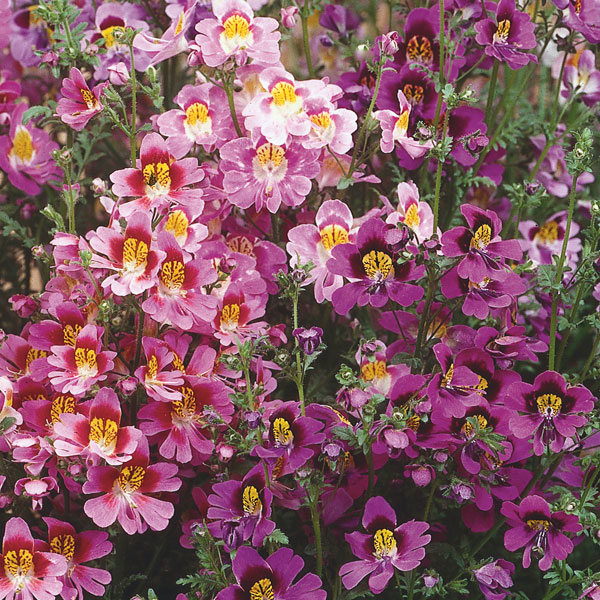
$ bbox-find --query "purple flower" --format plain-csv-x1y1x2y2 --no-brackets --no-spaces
327,217,424,315
505,371,595,455
339,496,430,594
319,3,360,36
215,546,326,600
293,327,323,355
501,495,582,571
473,559,515,600
474,0,537,69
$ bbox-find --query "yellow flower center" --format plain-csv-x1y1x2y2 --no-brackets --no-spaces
461,414,488,438
50,395,76,424
80,88,98,110
270,81,297,106
320,224,349,251
122,237,148,271
373,528,397,558
249,578,274,600
441,363,454,387
242,485,262,516
101,25,126,48
228,235,255,256
74,348,97,377
63,324,82,348
272,417,293,446
494,19,511,43
361,360,388,382
4,549,33,579
10,128,34,163
407,414,421,431
172,353,186,374
220,303,241,329
536,393,562,417
256,142,285,168
403,83,424,105
165,210,189,243
172,386,197,420
404,203,420,229
476,376,488,394
146,354,158,381
309,111,331,129
394,110,410,136
50,534,75,562
143,162,171,189
118,465,146,493
470,224,492,250
160,260,186,291
223,13,250,39
89,417,118,450
185,102,209,126
527,519,550,531
362,250,394,280
175,11,185,36
534,221,558,244
406,35,433,63
25,348,47,372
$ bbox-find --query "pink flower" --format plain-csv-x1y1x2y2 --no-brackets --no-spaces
155,205,209,255
53,388,142,465
109,132,205,218
219,136,320,213
142,232,218,330
56,68,107,131
83,437,182,535
384,181,435,243
194,0,280,67
134,337,184,402
43,518,112,600
14,476,58,510
300,97,358,154
0,517,67,599
373,90,433,158
47,325,116,396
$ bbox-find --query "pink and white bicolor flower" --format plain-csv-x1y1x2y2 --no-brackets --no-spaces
384,181,435,243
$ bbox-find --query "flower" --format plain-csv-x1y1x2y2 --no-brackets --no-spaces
215,546,326,600
384,181,435,243
83,437,181,535
474,0,537,69
473,559,515,600
43,518,112,600
339,496,430,594
56,68,107,131
506,371,595,455
501,495,581,570
194,0,280,67
0,517,67,599
293,327,323,355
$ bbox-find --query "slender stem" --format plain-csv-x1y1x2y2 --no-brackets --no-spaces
128,40,137,166
422,476,439,521
432,109,450,233
301,0,315,78
548,174,578,371
62,16,75,57
134,308,145,368
292,287,305,415
223,74,243,137
579,332,600,382
485,60,499,128
64,129,76,234
309,497,323,578
414,268,436,359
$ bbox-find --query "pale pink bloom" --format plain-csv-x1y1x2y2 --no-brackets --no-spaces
385,181,435,243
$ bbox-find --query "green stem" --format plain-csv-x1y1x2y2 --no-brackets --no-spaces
432,109,450,233
62,16,75,58
414,268,437,359
223,74,243,137
485,60,499,128
310,498,323,578
423,477,439,521
301,0,315,78
292,287,305,415
579,332,600,382
128,40,137,166
548,174,578,371
64,130,76,234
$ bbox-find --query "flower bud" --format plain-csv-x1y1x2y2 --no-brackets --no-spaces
293,327,323,355
380,31,400,56
280,6,298,28
108,62,129,86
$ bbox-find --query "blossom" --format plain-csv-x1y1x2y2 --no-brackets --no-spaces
384,181,434,243
194,0,280,67
473,559,515,600
562,49,600,107
134,337,184,402
501,495,581,570
43,518,112,600
83,437,181,535
215,546,326,600
474,0,537,69
505,371,595,455
0,517,67,599
339,496,430,594
110,132,205,218
293,327,323,355
327,217,425,314
56,68,107,131
219,136,320,213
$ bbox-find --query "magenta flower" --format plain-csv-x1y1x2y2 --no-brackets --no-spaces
207,462,275,550
441,204,522,283
83,437,181,535
53,388,142,465
0,103,61,195
28,302,86,351
215,546,326,600
47,324,116,396
43,518,112,600
138,378,233,463
141,232,218,330
195,0,280,67
501,495,581,570
505,371,595,455
134,337,184,402
110,132,205,218
473,559,515,600
0,517,67,600
219,136,320,213
327,217,425,315
474,0,537,69
89,210,165,297
56,67,107,131
286,199,355,303
339,496,430,594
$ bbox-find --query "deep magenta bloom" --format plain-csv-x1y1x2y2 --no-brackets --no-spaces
441,204,522,283
339,496,430,594
0,517,67,600
56,68,107,131
207,463,275,550
215,546,326,600
83,437,181,535
43,518,112,600
473,559,515,600
505,371,595,455
474,0,537,69
501,495,581,570
328,217,424,315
